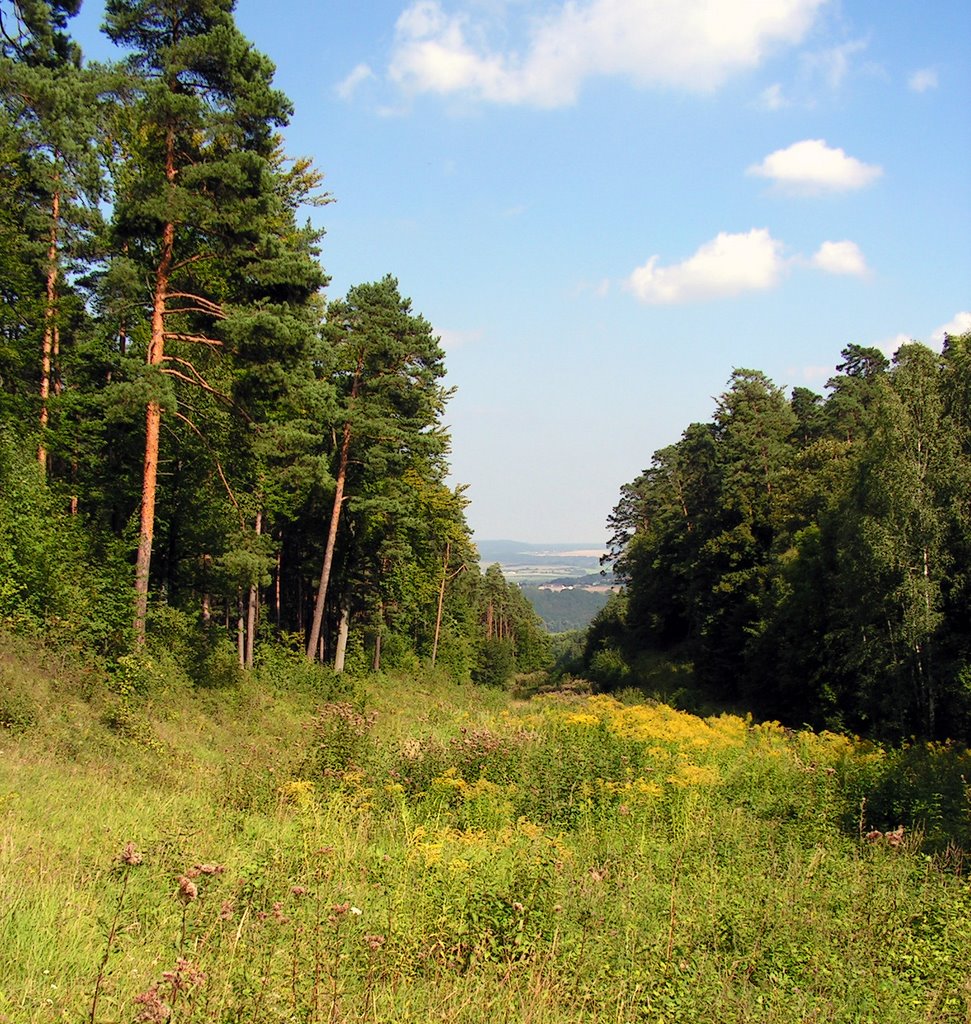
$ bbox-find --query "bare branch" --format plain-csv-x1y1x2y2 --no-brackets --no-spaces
172,411,245,530
164,332,224,348
170,251,217,273
160,361,231,404
163,308,223,319
165,292,227,318
161,357,254,424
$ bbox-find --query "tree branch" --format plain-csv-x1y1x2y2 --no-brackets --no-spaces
170,251,217,273
160,359,232,404
164,332,224,348
172,411,245,530
163,292,227,318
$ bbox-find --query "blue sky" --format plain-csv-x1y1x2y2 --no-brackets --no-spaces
72,0,971,544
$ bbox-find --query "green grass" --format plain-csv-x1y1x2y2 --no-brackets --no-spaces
1,633,970,1023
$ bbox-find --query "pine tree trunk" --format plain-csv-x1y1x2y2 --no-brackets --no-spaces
306,418,351,660
274,544,282,626
201,553,212,625
134,396,162,640
307,360,362,661
245,511,262,669
431,540,451,667
38,185,60,473
334,605,350,674
236,589,245,668
372,604,383,672
133,130,176,643
53,322,60,395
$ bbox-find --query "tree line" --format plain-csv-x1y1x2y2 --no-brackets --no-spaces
0,0,549,683
587,340,971,742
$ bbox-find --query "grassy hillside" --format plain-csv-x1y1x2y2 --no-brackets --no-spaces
1,633,970,1023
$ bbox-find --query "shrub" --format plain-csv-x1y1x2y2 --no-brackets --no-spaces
0,685,36,731
303,701,377,780
846,742,971,857
254,636,356,702
473,637,515,687
0,429,132,654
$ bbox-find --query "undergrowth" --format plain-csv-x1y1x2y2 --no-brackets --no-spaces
1,633,970,1023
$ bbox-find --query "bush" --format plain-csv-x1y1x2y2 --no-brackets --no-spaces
587,644,631,690
846,742,971,857
473,637,515,687
302,700,377,780
0,685,36,731
0,429,132,654
254,636,356,702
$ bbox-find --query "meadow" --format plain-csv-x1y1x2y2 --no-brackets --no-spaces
1,633,970,1023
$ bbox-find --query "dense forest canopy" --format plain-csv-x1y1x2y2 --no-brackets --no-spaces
0,0,549,686
587,340,971,742
1,1,968,746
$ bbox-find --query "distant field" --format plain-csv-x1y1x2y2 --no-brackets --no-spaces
475,539,608,584
473,540,614,630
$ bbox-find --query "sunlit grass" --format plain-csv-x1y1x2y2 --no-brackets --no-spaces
1,639,970,1022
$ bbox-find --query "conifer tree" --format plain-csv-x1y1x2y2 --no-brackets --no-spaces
103,0,325,640
0,0,104,472
306,276,448,662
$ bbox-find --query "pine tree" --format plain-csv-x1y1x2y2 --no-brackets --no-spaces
305,276,448,662
103,0,326,640
0,0,104,472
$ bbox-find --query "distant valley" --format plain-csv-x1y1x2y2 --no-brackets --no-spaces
475,539,611,582
475,539,617,632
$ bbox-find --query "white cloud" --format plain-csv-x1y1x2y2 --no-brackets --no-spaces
627,228,785,304
337,63,375,100
757,82,789,110
811,240,868,276
796,364,837,382
437,326,483,351
875,332,912,359
801,37,868,89
389,0,828,107
908,67,938,93
748,139,882,193
932,311,971,343
873,314,970,358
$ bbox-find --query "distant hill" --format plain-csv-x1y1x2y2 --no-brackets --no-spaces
475,539,607,583
473,540,615,632
520,584,611,633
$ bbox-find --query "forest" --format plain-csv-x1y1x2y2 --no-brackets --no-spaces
2,0,970,748
581,342,971,743
0,0,550,688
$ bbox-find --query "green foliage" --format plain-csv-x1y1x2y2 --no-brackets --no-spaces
0,683,36,731
303,700,376,780
604,339,971,743
254,636,355,701
847,742,971,858
99,697,165,753
0,0,552,692
0,427,132,652
521,585,610,633
473,635,516,687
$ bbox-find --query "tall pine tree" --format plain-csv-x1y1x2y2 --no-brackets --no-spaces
103,0,325,640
